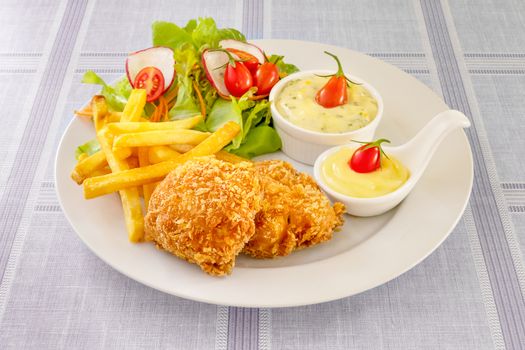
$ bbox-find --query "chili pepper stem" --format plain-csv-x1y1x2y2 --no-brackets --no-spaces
324,51,344,77
321,51,361,85
352,138,391,160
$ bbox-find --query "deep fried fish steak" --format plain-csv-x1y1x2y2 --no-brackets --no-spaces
242,160,345,258
145,157,262,276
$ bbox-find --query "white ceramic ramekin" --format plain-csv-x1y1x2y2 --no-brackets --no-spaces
269,70,384,165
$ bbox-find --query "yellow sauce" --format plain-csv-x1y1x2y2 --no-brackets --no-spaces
321,147,410,198
275,75,378,133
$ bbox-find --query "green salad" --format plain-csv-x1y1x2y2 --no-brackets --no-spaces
79,17,298,159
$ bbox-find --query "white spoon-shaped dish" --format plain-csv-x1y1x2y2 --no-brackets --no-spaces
313,109,471,217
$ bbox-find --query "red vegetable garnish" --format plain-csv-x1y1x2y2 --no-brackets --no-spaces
254,62,280,95
225,61,253,97
133,66,165,102
349,138,391,173
226,48,260,74
220,49,253,97
315,51,357,108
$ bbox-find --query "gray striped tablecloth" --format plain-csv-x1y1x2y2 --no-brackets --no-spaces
1,0,524,349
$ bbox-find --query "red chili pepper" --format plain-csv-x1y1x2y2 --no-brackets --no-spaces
254,62,280,95
219,49,254,97
226,48,260,74
349,138,391,173
315,51,356,108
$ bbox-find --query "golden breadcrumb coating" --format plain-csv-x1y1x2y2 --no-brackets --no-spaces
243,160,345,259
145,157,262,276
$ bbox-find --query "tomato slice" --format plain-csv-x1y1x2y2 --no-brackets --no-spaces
133,66,165,102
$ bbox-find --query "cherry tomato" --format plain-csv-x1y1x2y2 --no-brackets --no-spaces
224,61,253,97
226,48,260,74
349,139,390,173
133,66,165,102
254,62,280,95
315,51,357,108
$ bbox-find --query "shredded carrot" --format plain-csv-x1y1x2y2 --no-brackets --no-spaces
150,96,168,122
164,86,178,111
192,80,206,119
160,96,169,122
150,100,161,122
164,86,178,103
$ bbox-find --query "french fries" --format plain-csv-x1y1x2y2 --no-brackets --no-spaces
170,144,195,153
148,146,180,164
112,89,148,159
127,156,140,169
90,166,112,177
73,85,243,244
83,121,241,198
92,95,108,131
97,128,144,242
121,89,147,122
107,115,203,134
138,147,158,211
215,150,251,164
71,150,108,184
113,130,210,151
148,145,248,165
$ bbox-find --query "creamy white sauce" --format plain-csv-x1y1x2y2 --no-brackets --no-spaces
275,75,378,133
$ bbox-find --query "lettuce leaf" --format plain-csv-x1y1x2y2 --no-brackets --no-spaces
218,28,246,42
268,54,300,77
206,98,244,148
229,125,282,158
81,71,131,111
169,43,201,119
242,100,271,138
75,139,100,160
152,18,245,53
81,70,106,86
191,17,221,50
152,21,193,51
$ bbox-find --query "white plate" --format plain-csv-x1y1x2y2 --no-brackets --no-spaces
55,40,473,307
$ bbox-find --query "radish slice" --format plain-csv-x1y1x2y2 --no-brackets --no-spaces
202,49,231,97
126,47,175,93
219,40,265,64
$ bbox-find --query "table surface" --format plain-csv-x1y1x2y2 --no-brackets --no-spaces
1,0,524,349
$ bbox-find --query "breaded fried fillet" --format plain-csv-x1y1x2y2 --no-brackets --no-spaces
243,160,345,259
145,157,262,276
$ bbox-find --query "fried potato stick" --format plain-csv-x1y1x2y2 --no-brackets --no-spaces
137,147,158,211
71,150,108,184
92,95,108,132
121,89,147,122
113,130,210,149
113,89,147,159
107,115,202,134
83,121,240,198
148,145,249,165
148,146,180,164
97,127,144,242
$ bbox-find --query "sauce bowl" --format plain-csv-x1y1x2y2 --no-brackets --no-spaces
313,110,471,216
269,70,384,165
